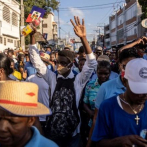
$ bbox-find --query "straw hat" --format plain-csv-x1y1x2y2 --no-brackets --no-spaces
97,55,110,63
0,81,51,116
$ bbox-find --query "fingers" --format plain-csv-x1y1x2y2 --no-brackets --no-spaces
70,16,85,27
70,19,76,27
136,136,147,143
74,16,79,26
82,19,85,26
77,17,81,25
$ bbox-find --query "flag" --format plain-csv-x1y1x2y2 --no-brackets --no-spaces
26,6,46,23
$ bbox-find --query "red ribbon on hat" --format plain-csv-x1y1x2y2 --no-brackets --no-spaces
0,100,37,107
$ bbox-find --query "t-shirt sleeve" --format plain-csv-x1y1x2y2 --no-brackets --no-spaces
95,85,106,109
92,103,111,142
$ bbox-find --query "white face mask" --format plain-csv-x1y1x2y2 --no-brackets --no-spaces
57,63,72,75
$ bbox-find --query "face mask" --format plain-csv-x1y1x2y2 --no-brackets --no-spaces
57,63,72,75
121,70,125,78
46,51,51,55
137,50,144,57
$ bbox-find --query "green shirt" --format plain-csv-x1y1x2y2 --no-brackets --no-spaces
83,78,100,110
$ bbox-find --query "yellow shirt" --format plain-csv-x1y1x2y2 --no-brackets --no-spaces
13,70,22,80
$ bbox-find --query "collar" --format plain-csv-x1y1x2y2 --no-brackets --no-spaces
25,127,40,147
116,76,125,89
57,70,74,79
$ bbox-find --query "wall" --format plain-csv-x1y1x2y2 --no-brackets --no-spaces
0,0,20,51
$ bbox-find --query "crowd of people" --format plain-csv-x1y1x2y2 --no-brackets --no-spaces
0,16,147,147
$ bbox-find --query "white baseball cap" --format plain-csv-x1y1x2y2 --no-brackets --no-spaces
124,58,147,94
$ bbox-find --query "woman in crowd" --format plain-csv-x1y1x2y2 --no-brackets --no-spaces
0,53,13,81
83,61,111,123
83,61,111,145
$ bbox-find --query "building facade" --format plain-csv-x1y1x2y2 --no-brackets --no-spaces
38,12,58,45
0,0,20,51
107,0,144,48
104,24,111,49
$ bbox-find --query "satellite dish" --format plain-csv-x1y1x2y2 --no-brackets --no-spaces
141,19,147,28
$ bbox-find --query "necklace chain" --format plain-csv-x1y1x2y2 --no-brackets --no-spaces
119,94,143,115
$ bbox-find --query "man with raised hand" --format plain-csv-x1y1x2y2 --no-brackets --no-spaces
29,17,97,147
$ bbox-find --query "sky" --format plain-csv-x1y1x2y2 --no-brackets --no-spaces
53,0,125,41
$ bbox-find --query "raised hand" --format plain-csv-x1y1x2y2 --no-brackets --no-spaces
70,16,86,38
22,70,27,80
142,36,147,43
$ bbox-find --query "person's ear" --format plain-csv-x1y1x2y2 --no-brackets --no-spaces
122,78,127,87
27,117,36,127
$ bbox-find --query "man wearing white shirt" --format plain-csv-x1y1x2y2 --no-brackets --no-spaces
29,16,97,147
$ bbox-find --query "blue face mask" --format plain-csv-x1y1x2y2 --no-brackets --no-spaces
46,51,51,55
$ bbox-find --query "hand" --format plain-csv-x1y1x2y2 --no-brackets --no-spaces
142,36,147,43
120,135,147,147
29,23,37,36
136,38,145,45
22,70,27,80
70,16,86,38
88,110,94,118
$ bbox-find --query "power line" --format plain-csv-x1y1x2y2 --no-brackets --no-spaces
59,1,124,9
60,6,114,11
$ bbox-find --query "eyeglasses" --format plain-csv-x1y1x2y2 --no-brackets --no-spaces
56,61,69,67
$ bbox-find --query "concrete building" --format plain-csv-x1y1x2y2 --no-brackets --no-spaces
0,0,20,51
104,24,111,49
107,0,144,48
38,12,58,45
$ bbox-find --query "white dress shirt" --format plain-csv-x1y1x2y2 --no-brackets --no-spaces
29,44,97,136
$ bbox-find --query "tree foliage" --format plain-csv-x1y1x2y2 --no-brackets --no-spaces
16,0,59,45
138,0,147,20
16,0,59,19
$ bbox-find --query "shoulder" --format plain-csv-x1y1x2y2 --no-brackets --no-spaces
87,80,95,86
39,136,58,147
99,96,117,110
27,74,36,80
14,70,21,75
101,77,118,88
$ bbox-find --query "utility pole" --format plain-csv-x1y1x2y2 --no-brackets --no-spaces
20,0,25,50
58,8,61,39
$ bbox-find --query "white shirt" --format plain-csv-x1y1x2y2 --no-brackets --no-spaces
29,44,97,136
26,74,49,122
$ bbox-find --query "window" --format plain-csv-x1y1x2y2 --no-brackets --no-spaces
17,41,19,47
134,28,137,34
0,37,2,44
43,24,47,28
120,20,122,25
14,40,16,47
12,12,18,26
3,6,10,23
7,39,13,43
4,38,6,46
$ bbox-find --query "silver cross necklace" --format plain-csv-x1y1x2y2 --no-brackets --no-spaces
119,94,143,125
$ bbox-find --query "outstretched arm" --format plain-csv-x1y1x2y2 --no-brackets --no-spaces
70,16,97,86
70,16,92,54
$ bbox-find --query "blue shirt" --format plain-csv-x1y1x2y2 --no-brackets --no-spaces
91,71,119,81
25,62,36,77
25,127,58,147
95,76,126,109
92,97,147,142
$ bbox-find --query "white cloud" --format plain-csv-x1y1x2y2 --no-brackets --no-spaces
54,15,72,26
69,7,84,18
